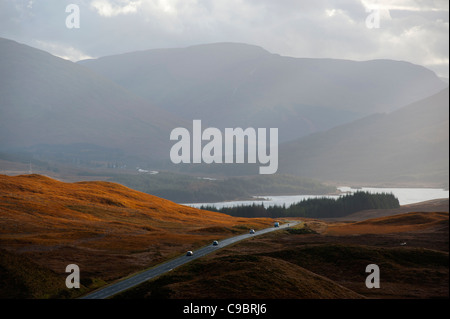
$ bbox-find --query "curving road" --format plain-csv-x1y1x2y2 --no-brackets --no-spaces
80,221,298,299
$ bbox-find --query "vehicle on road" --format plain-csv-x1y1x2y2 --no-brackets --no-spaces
274,222,279,227
81,222,300,299
213,240,219,246
249,229,255,234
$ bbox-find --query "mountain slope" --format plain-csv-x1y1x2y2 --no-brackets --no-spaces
0,174,271,249
278,88,449,186
0,175,273,295
115,254,364,299
0,37,184,161
0,173,272,296
79,42,447,142
114,210,449,299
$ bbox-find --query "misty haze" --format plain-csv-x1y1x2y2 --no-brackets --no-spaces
0,0,448,306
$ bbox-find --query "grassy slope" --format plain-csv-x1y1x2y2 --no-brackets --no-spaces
0,248,76,299
0,174,272,247
115,254,363,299
325,211,449,235
1,174,447,299
0,174,272,298
114,212,448,299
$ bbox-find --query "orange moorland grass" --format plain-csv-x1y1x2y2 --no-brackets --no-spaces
0,174,273,252
325,211,449,236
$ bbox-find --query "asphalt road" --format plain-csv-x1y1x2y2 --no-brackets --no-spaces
80,221,298,299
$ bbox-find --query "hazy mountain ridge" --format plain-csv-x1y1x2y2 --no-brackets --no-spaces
1,38,447,186
79,42,447,142
0,37,185,161
279,88,449,186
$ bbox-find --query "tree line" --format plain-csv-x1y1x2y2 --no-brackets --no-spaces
200,191,400,218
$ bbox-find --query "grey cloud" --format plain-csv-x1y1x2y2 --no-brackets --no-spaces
0,0,448,77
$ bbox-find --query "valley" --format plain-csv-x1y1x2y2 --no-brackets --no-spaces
0,35,448,302
0,174,447,299
1,38,448,188
0,174,272,298
114,208,449,299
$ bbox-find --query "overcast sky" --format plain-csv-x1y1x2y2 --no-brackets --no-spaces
1,0,448,78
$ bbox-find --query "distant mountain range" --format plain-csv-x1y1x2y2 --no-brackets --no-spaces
0,37,185,161
1,37,448,186
79,42,447,142
279,88,449,186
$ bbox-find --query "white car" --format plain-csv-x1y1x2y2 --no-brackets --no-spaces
249,229,255,234
186,250,193,256
213,240,219,246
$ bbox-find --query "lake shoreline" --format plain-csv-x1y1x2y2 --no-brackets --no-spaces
184,186,450,209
